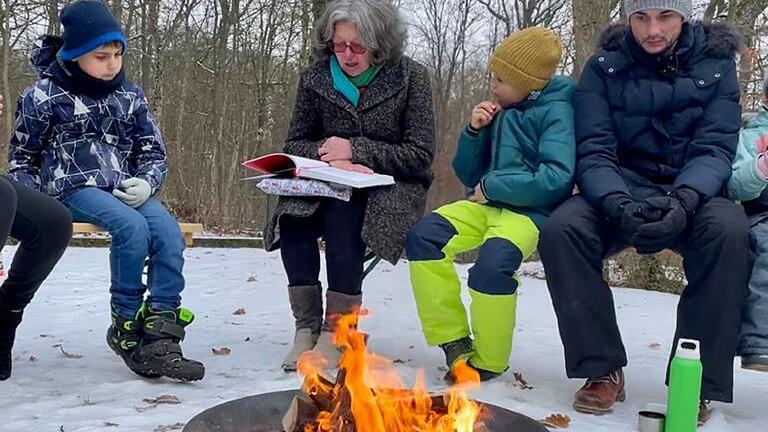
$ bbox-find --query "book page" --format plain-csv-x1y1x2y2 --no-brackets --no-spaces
299,166,395,188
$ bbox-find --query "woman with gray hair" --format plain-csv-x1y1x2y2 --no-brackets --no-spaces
263,0,435,371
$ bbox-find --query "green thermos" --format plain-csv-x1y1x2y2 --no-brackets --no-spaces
665,338,702,432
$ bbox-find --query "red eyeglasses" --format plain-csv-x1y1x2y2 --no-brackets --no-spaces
330,41,367,54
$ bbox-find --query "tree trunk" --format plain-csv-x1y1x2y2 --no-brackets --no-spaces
1,0,11,169
571,0,620,80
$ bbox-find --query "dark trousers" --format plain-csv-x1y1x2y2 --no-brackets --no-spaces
279,193,367,295
0,177,72,310
539,195,752,402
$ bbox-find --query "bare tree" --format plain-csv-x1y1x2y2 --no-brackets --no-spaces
477,0,569,35
571,0,621,79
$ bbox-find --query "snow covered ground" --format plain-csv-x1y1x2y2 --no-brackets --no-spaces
1,246,766,432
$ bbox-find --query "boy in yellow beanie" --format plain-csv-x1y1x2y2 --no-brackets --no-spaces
405,26,575,382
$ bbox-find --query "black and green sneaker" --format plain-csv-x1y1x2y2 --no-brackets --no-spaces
106,308,161,379
134,306,205,382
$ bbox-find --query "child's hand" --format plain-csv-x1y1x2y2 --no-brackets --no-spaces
757,134,768,154
0,95,4,117
468,184,488,204
113,178,151,208
470,102,500,130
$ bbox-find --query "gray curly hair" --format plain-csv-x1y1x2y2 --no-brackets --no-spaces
312,0,407,65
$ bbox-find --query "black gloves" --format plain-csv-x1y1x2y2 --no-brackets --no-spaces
602,193,656,242
633,188,700,254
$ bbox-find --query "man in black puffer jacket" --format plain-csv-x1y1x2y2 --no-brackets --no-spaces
539,0,752,421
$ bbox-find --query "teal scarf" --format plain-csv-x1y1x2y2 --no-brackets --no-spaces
330,56,380,107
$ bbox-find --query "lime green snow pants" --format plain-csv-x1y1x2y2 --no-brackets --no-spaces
405,200,539,373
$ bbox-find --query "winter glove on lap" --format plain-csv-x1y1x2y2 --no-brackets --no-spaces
113,178,151,208
633,188,699,254
602,193,659,242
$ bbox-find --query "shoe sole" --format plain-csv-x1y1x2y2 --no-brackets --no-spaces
742,363,768,372
106,329,163,379
572,388,626,415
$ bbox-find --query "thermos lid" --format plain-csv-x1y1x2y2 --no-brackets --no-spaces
675,338,701,360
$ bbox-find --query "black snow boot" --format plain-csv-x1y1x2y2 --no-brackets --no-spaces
0,305,24,380
107,307,161,378
134,307,205,381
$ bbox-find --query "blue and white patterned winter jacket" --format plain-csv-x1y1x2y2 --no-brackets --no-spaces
8,35,167,199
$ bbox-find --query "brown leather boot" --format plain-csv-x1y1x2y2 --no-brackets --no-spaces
698,400,711,426
572,369,626,415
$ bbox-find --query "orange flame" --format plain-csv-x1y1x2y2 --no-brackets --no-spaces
298,311,482,432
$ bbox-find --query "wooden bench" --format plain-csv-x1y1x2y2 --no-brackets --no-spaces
72,222,205,246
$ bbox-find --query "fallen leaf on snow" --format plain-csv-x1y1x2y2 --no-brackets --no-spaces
233,308,246,315
58,346,83,359
154,423,185,431
135,405,157,413
246,275,257,282
539,413,570,429
649,342,662,350
212,347,232,356
244,337,251,342
28,356,38,362
513,371,534,390
103,422,119,427
143,394,181,405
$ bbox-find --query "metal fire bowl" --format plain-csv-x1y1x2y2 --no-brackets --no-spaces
183,389,548,432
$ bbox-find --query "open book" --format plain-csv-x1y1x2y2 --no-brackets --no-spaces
242,153,395,188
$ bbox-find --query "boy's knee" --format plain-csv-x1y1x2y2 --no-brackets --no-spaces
468,238,523,295
405,213,457,261
111,213,150,244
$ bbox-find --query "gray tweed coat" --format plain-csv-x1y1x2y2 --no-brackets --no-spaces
264,55,436,264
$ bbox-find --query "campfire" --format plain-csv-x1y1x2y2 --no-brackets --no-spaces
283,312,486,432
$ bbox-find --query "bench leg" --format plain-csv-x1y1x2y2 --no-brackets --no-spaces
184,233,194,247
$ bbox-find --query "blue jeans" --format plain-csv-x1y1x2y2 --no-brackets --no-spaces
740,221,768,355
62,187,185,319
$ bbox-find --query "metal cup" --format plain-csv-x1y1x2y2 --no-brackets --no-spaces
638,409,666,432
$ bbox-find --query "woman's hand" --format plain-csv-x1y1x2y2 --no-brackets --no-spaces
0,95,4,117
470,101,500,130
319,136,353,162
329,160,374,174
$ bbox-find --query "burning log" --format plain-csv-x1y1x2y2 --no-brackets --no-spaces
328,369,356,432
282,394,319,432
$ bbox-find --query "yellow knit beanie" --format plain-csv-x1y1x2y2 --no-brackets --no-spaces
488,26,563,92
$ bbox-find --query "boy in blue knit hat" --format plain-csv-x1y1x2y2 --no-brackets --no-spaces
8,0,204,381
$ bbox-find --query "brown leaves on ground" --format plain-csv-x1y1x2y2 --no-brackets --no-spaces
153,423,185,431
513,371,534,390
539,413,571,429
136,395,181,413
144,395,182,405
212,347,232,355
54,345,83,359
232,307,247,315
